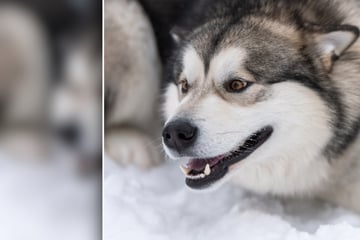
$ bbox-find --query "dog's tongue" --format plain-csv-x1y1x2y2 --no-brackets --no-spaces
187,155,224,171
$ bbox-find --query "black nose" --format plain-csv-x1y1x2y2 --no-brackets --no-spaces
56,124,80,146
162,120,198,152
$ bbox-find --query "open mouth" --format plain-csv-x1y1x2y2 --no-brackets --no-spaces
180,126,273,189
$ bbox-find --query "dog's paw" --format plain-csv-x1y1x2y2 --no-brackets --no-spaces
105,128,162,168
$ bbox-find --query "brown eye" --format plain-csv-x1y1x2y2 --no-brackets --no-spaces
180,80,189,94
225,79,249,92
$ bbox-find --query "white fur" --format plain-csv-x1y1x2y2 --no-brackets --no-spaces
209,47,250,83
316,31,358,57
228,83,332,196
182,46,205,85
162,83,179,120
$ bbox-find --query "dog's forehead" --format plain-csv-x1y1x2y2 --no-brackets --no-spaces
209,47,250,82
182,44,249,84
182,46,204,84
180,20,304,85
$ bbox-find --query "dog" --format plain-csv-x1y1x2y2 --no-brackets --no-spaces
104,0,162,168
153,0,360,212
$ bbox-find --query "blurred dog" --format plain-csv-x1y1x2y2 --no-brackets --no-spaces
0,2,101,169
104,0,162,168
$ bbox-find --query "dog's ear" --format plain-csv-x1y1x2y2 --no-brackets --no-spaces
170,26,188,45
309,25,359,72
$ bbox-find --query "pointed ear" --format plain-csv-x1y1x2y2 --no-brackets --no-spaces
170,26,188,45
311,25,359,72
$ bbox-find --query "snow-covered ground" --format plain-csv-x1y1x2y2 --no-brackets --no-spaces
104,156,360,240
0,152,100,240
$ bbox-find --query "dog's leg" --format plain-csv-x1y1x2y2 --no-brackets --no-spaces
105,0,163,168
105,127,162,168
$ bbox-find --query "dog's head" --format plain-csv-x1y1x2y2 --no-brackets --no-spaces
50,33,101,163
162,16,359,195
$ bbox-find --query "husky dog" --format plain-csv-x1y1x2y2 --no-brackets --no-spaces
158,0,360,212
104,0,162,168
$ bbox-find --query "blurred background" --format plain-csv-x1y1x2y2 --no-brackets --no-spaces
0,0,101,240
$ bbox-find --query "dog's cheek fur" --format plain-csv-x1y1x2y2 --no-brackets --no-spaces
190,82,333,196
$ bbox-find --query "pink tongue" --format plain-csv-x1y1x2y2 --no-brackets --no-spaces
187,155,224,171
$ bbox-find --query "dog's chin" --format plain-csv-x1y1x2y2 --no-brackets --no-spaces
177,126,273,190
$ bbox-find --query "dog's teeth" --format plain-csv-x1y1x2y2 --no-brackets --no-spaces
200,173,205,178
204,164,211,175
179,165,191,175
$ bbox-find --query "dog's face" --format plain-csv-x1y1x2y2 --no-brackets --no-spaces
51,36,101,162
162,18,359,195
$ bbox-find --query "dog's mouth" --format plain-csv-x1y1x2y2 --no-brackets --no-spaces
180,126,273,189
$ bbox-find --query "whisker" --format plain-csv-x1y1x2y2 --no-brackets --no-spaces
215,130,245,135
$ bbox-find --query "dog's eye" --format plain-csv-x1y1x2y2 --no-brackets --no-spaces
225,79,249,93
179,80,189,94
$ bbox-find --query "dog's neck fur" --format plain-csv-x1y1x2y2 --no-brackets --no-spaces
319,135,360,212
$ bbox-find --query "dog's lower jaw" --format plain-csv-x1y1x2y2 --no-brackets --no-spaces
228,153,332,198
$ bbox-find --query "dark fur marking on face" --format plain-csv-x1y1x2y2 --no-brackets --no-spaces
165,0,348,84
201,17,247,73
325,118,360,161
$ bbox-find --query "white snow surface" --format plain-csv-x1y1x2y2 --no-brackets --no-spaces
0,152,100,240
104,156,360,240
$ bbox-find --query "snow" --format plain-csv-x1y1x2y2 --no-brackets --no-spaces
104,156,360,240
0,152,100,240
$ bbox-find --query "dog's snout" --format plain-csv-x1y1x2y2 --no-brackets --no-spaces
56,124,80,146
162,120,198,152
